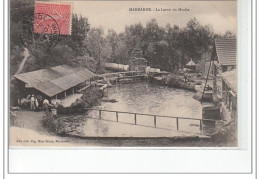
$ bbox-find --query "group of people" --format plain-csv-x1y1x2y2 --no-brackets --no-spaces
28,94,50,112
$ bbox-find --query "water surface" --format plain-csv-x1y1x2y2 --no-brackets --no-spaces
83,82,204,137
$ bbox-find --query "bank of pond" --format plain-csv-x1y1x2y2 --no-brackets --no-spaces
41,77,236,146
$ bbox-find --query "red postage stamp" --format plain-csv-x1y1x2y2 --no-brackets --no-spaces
34,2,72,35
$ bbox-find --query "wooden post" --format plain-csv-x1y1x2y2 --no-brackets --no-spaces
225,84,228,105
99,110,102,120
201,61,212,103
134,114,137,125
72,88,74,94
116,112,118,122
200,120,202,131
222,80,225,99
213,61,217,93
154,116,156,128
176,117,179,130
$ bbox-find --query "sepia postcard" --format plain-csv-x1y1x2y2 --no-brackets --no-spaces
9,0,239,149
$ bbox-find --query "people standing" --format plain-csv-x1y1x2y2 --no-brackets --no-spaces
35,98,39,111
30,94,36,111
43,99,50,112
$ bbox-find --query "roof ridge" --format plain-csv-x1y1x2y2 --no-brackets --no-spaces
13,65,96,97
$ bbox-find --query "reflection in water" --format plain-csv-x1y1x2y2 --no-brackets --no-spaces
82,82,204,137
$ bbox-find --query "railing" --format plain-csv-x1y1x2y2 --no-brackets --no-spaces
99,71,145,79
84,108,217,133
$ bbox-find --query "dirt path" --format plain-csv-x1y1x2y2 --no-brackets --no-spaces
9,110,217,147
14,48,30,75
9,110,86,147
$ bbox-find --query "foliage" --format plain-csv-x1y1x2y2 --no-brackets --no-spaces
71,54,98,73
42,88,104,134
10,0,92,75
42,112,57,132
211,120,237,146
56,88,104,115
10,0,34,75
85,27,112,73
163,74,196,92
102,18,219,72
10,0,236,75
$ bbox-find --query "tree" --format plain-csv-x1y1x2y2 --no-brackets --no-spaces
64,14,90,55
10,0,92,74
85,27,112,73
10,0,34,75
178,18,213,66
107,29,118,61
223,31,236,38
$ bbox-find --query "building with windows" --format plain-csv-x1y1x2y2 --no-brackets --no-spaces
221,69,237,120
210,37,237,121
211,37,237,72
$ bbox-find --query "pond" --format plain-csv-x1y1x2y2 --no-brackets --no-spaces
81,82,205,137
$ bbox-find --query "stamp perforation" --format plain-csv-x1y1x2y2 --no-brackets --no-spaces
34,1,73,35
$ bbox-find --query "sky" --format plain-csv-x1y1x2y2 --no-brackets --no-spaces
73,1,237,35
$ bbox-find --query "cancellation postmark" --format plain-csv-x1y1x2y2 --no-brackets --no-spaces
20,13,60,51
34,13,60,35
34,1,72,35
20,2,72,51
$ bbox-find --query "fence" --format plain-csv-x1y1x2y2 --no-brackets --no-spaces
99,71,144,79
85,108,217,133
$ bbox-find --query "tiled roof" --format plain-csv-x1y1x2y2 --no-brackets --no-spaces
215,37,237,66
221,69,237,94
13,65,96,97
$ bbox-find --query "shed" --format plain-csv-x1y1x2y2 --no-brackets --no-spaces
186,59,196,71
13,65,96,99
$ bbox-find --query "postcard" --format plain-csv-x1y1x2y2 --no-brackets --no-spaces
5,0,257,176
8,0,239,148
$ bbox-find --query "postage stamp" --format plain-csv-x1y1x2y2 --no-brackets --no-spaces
34,13,60,35
34,1,72,35
20,14,60,52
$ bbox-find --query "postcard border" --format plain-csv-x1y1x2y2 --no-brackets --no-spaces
3,0,256,176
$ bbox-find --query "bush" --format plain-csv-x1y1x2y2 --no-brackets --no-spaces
42,88,104,135
163,74,196,92
211,120,237,146
42,111,86,136
57,88,104,115
42,112,57,132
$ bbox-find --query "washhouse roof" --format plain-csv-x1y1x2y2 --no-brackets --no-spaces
13,65,96,97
